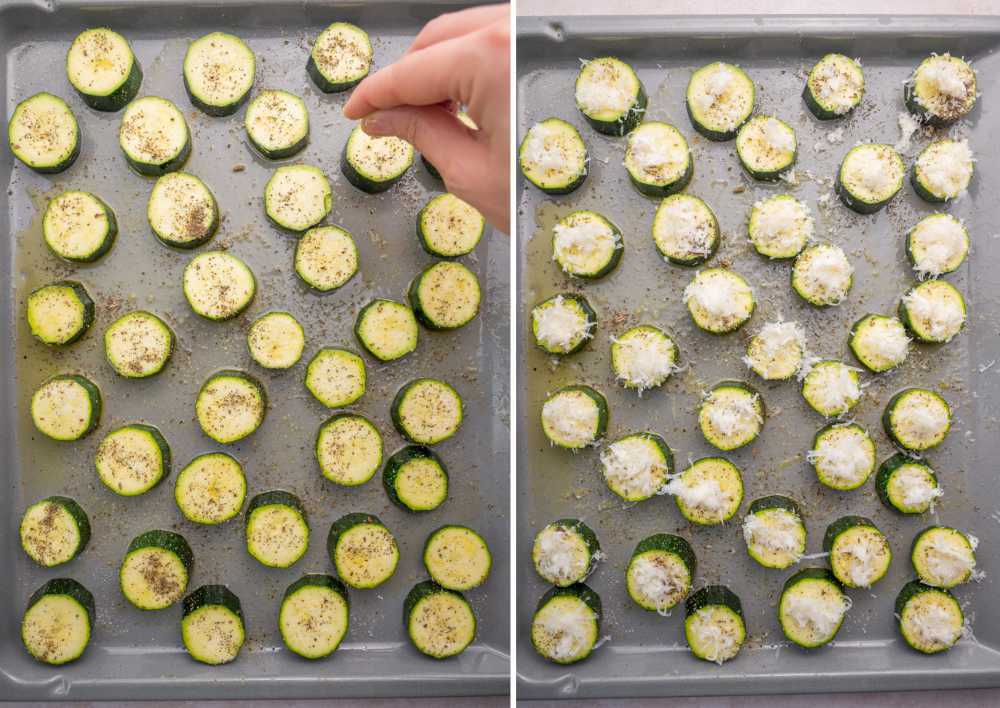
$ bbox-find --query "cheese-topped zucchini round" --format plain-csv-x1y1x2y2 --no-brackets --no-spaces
652,194,719,266
667,457,743,526
20,496,90,567
409,261,481,330
341,126,413,193
575,56,647,136
147,172,218,248
686,62,755,141
836,143,905,214
66,28,142,111
27,281,94,346
280,575,350,659
899,279,967,343
744,320,806,381
531,293,597,355
245,490,308,568
21,578,94,665
417,193,485,258
181,585,245,665
175,452,246,525
95,423,171,496
245,89,309,159
183,251,256,320
119,96,190,175
792,243,853,307
808,422,876,491
747,194,812,260
405,581,476,659
183,32,255,116
626,533,695,613
743,496,807,570
736,115,797,181
823,516,891,588
611,325,679,392
895,581,964,654
912,139,974,203
104,310,174,378
624,121,692,197
43,191,117,262
684,585,745,664
119,530,192,610
600,432,673,502
304,348,366,408
316,413,382,487
906,213,969,279
683,268,754,334
247,311,305,370
295,225,359,292
911,526,977,589
307,22,372,93
519,118,588,195
698,381,764,451
778,568,850,648
532,518,600,587
8,92,80,173
552,210,623,278
383,445,448,512
531,584,601,664
327,513,399,589
803,54,864,120
877,455,941,515
422,111,478,179
883,387,951,452
392,378,463,445
31,374,101,441
354,299,419,362
196,370,266,444
849,314,910,373
424,525,492,591
905,53,977,126
541,385,607,450
801,360,862,418
264,164,332,232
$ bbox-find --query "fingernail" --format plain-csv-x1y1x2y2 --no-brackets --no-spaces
361,114,384,136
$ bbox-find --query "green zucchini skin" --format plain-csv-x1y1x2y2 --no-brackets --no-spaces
748,494,801,517
895,580,964,653
26,281,95,346
21,578,95,665
280,574,350,658
244,491,309,567
32,374,103,441
421,155,442,180
685,584,743,617
326,512,388,554
876,454,939,514
8,93,81,173
531,583,602,664
246,490,305,519
382,445,449,512
633,533,695,574
126,529,194,572
822,515,878,553
403,580,476,659
20,496,91,566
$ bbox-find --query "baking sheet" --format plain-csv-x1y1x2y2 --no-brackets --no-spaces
0,0,509,700
516,15,1000,699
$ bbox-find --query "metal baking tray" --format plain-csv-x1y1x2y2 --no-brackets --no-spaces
517,15,1000,699
0,0,508,700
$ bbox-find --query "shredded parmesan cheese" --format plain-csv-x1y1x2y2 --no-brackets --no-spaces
629,555,686,613
534,600,597,661
703,391,761,438
907,603,962,647
924,55,970,99
743,512,803,558
782,588,851,638
694,66,735,113
902,287,965,341
535,525,588,584
808,428,872,486
751,197,813,256
601,437,668,499
541,391,598,446
910,215,967,278
533,296,594,350
664,475,726,517
917,139,974,199
524,123,568,171
612,330,677,392
684,271,750,320
763,117,795,153
895,465,942,510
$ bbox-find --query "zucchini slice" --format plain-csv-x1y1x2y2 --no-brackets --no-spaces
196,370,266,443
175,452,246,525
119,96,190,175
31,374,101,441
698,381,764,451
422,111,478,179
66,28,142,111
744,320,806,381
742,496,807,569
836,143,904,214
905,53,977,126
20,496,91,567
424,525,492,591
181,585,245,665
316,413,383,487
21,578,94,665
667,457,743,526
531,293,597,355
877,454,941,515
686,62,755,141
912,139,974,202
183,251,256,320
383,445,448,512
417,193,485,258
540,384,607,450
245,490,309,568
95,423,171,496
304,348,365,408
747,194,812,260
552,210,623,278
245,89,309,159
404,581,476,659
341,126,413,193
409,261,481,330
519,118,588,195
147,172,218,249
43,191,117,262
883,387,951,452
803,54,864,119
906,213,969,279
801,360,862,418
532,519,600,587
652,194,719,266
327,513,399,589
791,243,853,307
778,568,849,648
7,92,80,173
183,32,255,116
895,580,964,654
391,378,463,445
624,121,692,197
684,586,745,664
354,299,419,361
626,533,695,613
912,526,978,589
575,56,647,136
849,314,910,373
247,311,305,369
683,268,754,334
611,325,679,392
823,516,891,588
601,432,674,502
27,281,94,346
531,584,601,664
280,575,350,659
899,279,967,343
119,530,192,609
264,164,332,232
307,22,372,93
295,226,359,292
735,115,797,181
104,310,174,378
808,422,876,491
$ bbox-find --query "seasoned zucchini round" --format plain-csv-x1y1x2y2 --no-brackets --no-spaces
21,578,94,665
196,370,266,444
247,312,305,369
905,53,977,125
667,457,743,526
295,225,359,292
652,194,719,266
808,422,876,491
540,385,607,450
895,580,964,654
304,348,366,408
531,293,597,355
66,28,142,111
383,445,449,512
686,62,755,141
20,496,91,567
417,193,485,258
26,281,94,346
147,172,218,249
747,194,812,260
519,118,588,195
8,92,80,173
912,139,974,202
245,89,309,159
683,268,754,334
531,584,601,664
404,581,476,659
791,243,853,307
698,381,763,451
801,360,862,418
424,525,492,591
183,32,255,116
264,164,332,232
684,585,745,664
104,310,174,378
245,490,308,568
823,516,891,589
626,534,695,613
600,432,673,502
575,56,647,136
174,452,247,525
899,279,967,343
341,126,413,193
280,575,350,659
119,530,192,610
883,387,951,452
409,261,481,330
95,423,171,496
911,526,977,589
31,374,102,441
803,53,864,119
119,96,190,175
742,495,806,569
392,378,463,445
316,413,383,487
624,121,692,197
354,299,419,361
532,518,601,587
611,324,678,392
327,513,399,589
181,585,245,665
848,314,909,373
735,115,797,181
744,320,806,381
836,143,904,213
183,251,256,320
307,22,372,93
43,191,117,262
906,213,969,278
552,210,623,278
778,568,849,648
877,454,941,515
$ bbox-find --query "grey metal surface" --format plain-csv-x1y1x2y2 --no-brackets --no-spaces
0,0,509,700
516,15,1000,700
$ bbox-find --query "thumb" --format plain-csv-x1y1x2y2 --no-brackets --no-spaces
361,105,482,181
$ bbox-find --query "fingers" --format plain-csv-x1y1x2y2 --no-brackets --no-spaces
404,4,509,55
360,105,480,175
